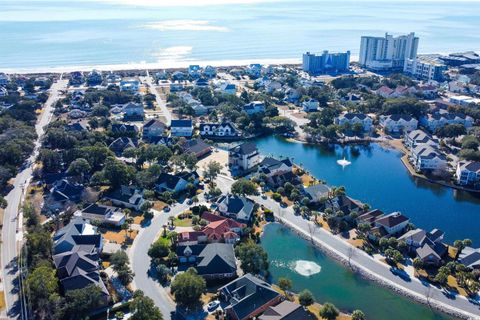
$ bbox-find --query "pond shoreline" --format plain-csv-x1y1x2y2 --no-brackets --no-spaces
272,219,476,320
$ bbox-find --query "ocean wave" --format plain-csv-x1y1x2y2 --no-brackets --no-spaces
143,20,229,32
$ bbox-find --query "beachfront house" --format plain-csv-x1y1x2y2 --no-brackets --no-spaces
458,247,480,270
379,114,418,134
455,161,480,188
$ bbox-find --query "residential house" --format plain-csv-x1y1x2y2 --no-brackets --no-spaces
74,203,126,226
458,247,480,270
68,109,87,119
302,99,320,112
247,64,262,78
44,179,85,214
123,102,144,120
216,83,237,95
87,70,103,85
53,216,103,255
404,130,437,149
257,157,297,188
284,88,301,104
217,194,256,223
455,161,480,188
111,123,139,136
228,142,262,172
177,231,208,246
104,185,145,211
420,112,473,132
379,114,418,134
64,122,88,132
176,243,237,280
259,301,315,320
142,119,166,141
170,119,193,137
303,184,330,204
219,274,283,320
180,138,212,159
410,144,446,172
52,217,109,301
0,72,9,86
192,104,209,116
195,78,209,88
416,84,439,99
69,71,84,85
399,228,445,253
203,65,217,78
265,80,283,94
373,212,409,236
449,95,480,107
155,171,199,193
120,78,140,92
199,122,240,139
334,113,373,132
244,101,265,115
325,194,364,216
375,86,395,98
172,71,186,81
108,137,138,155
415,242,447,266
203,219,242,244
356,209,384,226
188,65,201,78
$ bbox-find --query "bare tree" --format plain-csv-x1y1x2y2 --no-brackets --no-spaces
425,286,435,308
347,246,356,270
307,223,316,243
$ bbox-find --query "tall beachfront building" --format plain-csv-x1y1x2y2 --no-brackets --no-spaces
359,32,419,71
302,50,351,75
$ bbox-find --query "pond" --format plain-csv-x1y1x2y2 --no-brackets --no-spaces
255,136,480,245
262,223,453,320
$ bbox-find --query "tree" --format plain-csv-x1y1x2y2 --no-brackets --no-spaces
278,277,292,293
413,258,424,270
64,284,105,320
148,238,170,259
110,250,129,271
204,160,222,183
434,271,448,286
130,290,164,320
351,310,366,320
103,157,135,188
117,264,135,286
27,263,61,319
156,264,173,283
170,268,206,307
234,241,269,274
231,178,258,196
384,248,403,265
298,289,314,307
67,158,91,178
319,302,339,320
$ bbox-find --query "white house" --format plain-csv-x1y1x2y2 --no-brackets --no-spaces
243,101,265,115
334,113,373,132
123,102,144,118
410,144,447,172
199,122,239,138
404,129,437,149
420,112,474,132
379,114,418,134
120,78,140,92
456,161,480,187
228,142,262,172
302,99,319,112
170,119,193,137
74,204,125,226
449,95,480,107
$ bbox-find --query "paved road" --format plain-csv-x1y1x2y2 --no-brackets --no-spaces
0,79,68,319
251,195,480,320
143,71,172,125
129,202,189,319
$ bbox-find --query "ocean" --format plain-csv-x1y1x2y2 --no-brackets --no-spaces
1,0,480,72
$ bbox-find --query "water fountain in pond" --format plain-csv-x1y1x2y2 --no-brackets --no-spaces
337,157,351,167
294,260,321,276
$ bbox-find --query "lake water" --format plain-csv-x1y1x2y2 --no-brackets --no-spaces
1,0,480,71
262,223,453,320
255,136,480,245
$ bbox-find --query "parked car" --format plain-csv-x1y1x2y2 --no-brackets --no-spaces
207,300,220,312
163,206,171,212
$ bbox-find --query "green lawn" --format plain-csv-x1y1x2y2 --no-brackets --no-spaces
174,218,193,227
